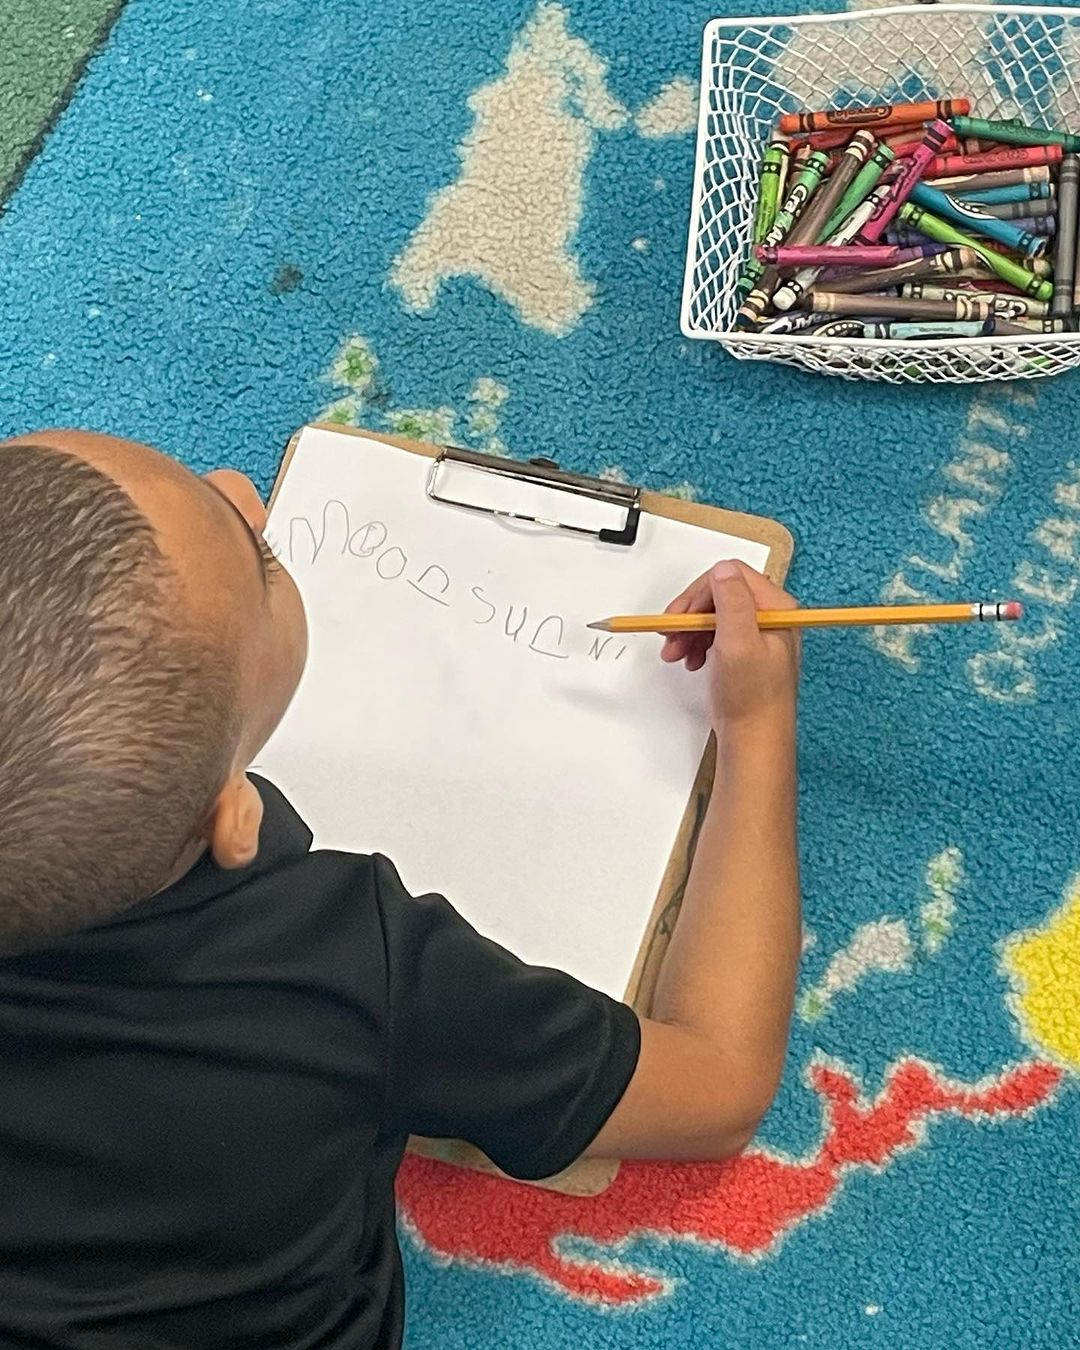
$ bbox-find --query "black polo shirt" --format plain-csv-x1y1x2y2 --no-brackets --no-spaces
0,777,640,1349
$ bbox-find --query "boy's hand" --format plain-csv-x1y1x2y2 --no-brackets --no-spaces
660,560,800,733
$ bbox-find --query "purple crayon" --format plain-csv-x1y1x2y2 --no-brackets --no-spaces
755,244,902,266
857,119,952,244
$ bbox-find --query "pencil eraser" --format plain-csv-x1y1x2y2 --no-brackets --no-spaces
1004,601,1023,620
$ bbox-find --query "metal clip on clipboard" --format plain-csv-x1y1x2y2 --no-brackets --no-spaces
425,446,642,546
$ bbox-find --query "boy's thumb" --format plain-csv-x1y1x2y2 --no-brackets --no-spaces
709,562,758,645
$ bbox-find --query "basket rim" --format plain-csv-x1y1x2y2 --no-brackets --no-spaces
682,3,1080,366
693,329,1080,351
705,4,1080,34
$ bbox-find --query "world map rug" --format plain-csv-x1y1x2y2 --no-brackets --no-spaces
0,1,1077,1346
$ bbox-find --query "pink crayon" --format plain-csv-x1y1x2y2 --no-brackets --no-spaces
755,244,902,266
857,119,951,244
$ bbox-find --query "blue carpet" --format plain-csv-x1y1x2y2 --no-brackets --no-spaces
1,1,1077,1345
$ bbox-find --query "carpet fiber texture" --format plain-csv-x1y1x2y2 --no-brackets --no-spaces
0,1,1077,1346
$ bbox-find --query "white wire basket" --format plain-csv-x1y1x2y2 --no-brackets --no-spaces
681,4,1080,383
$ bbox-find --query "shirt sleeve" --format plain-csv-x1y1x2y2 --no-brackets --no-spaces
373,855,641,1181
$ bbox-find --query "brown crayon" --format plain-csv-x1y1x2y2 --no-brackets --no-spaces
900,281,1049,318
815,247,981,294
991,316,1074,335
788,131,877,245
930,166,1051,191
807,291,994,320
779,98,969,136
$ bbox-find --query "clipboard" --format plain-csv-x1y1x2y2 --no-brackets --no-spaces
268,423,793,1196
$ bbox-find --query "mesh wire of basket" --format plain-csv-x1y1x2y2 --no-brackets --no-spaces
681,3,1080,383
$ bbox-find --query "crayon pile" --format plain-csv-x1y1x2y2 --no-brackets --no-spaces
735,97,1080,341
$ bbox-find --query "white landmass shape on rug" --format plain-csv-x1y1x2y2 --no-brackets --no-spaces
799,918,914,1022
391,2,627,336
636,76,698,137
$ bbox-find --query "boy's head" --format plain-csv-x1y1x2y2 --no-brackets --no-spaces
0,430,307,954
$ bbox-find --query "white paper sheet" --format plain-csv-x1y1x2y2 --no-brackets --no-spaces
256,429,770,999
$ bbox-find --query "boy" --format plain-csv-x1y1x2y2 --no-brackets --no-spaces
0,429,801,1349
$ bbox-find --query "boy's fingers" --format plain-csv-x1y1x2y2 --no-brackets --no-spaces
661,560,795,668
728,559,798,611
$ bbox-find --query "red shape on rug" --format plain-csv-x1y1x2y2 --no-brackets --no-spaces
396,1056,1062,1304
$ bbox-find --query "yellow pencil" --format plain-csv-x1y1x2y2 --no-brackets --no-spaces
587,601,1023,634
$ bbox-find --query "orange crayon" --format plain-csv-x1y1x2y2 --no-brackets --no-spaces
779,98,969,136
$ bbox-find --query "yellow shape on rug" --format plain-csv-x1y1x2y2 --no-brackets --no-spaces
1003,878,1080,1072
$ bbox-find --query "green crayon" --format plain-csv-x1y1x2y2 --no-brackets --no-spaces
736,151,830,317
751,137,790,244
897,203,1054,301
951,116,1080,154
821,142,896,239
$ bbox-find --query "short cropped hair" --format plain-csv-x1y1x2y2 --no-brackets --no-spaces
0,445,238,953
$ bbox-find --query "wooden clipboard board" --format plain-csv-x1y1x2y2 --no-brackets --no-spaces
270,423,793,1196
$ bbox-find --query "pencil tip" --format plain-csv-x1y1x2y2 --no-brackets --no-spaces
586,620,610,631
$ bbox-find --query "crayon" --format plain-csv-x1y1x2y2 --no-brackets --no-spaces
930,166,1051,191
816,247,980,294
774,142,791,215
899,282,1049,319
808,318,999,339
809,319,878,337
792,130,877,245
756,310,831,334
1074,205,1080,311
991,316,1075,335
759,310,831,334
926,144,1064,177
857,120,951,244
890,243,951,262
756,244,902,267
1009,215,1056,238
951,116,1080,154
821,142,896,238
977,243,1053,279
890,319,994,339
971,197,1055,220
896,203,1055,300
807,291,994,320
773,184,892,310
908,181,1047,257
953,278,1030,294
889,130,959,158
779,98,969,135
735,149,831,303
1053,154,1079,318
957,181,1052,206
751,138,790,244
798,127,857,151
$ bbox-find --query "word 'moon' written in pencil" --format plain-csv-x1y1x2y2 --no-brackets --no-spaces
270,500,628,665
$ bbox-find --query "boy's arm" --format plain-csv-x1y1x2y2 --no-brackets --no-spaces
585,561,801,1162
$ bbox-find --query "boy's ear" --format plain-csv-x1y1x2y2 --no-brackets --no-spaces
205,773,264,870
